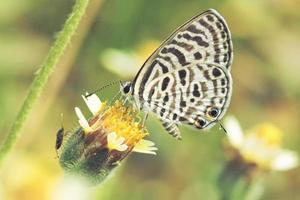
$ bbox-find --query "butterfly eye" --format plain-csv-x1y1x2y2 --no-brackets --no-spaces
207,107,219,118
122,82,131,94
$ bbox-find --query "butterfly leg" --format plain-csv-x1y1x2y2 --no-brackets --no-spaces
123,96,130,105
160,119,182,140
109,91,121,105
142,112,149,128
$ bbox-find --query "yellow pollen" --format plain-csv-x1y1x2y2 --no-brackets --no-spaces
101,101,147,147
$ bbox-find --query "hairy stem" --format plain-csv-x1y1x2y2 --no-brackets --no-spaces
0,0,90,166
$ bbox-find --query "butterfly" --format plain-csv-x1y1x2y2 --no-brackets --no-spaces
121,9,233,140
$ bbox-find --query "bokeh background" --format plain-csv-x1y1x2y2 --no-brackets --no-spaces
0,0,300,199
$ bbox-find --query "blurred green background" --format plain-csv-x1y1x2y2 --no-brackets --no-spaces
0,0,300,199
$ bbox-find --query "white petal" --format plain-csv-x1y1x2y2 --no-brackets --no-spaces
117,144,128,152
132,139,157,155
107,132,117,142
139,139,155,147
82,93,102,115
74,107,93,132
106,132,128,152
271,150,299,171
115,137,125,145
132,148,157,155
224,116,244,148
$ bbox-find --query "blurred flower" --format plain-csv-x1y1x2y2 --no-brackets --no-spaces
59,94,157,184
100,40,160,78
218,116,299,199
1,153,59,200
224,116,298,171
51,176,91,200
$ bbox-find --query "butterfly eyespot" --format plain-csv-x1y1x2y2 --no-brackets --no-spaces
207,107,219,118
195,118,206,128
199,119,206,126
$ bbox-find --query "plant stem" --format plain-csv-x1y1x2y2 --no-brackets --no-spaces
22,0,104,147
0,0,90,166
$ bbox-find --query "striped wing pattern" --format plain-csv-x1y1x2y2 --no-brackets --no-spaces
131,9,233,139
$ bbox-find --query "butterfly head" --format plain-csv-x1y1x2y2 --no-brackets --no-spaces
121,81,132,95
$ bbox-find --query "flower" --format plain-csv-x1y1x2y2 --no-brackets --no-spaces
218,116,299,199
58,94,157,184
224,116,298,171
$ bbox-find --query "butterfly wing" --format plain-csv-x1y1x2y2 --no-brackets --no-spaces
130,9,233,138
132,9,233,107
143,63,232,130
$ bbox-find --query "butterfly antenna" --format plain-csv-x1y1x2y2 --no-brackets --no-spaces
219,122,227,135
85,80,122,98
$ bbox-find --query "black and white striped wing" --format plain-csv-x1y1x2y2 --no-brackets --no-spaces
145,63,232,134
131,9,233,138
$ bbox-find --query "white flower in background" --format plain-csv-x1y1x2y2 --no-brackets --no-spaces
224,116,298,171
51,176,91,200
100,40,160,78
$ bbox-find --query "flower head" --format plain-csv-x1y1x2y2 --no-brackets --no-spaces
224,116,298,171
58,94,157,184
218,116,299,199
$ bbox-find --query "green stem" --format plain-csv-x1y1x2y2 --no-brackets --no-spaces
0,0,90,166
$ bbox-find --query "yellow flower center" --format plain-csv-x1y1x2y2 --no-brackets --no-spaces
240,123,284,170
100,101,147,148
252,123,282,147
